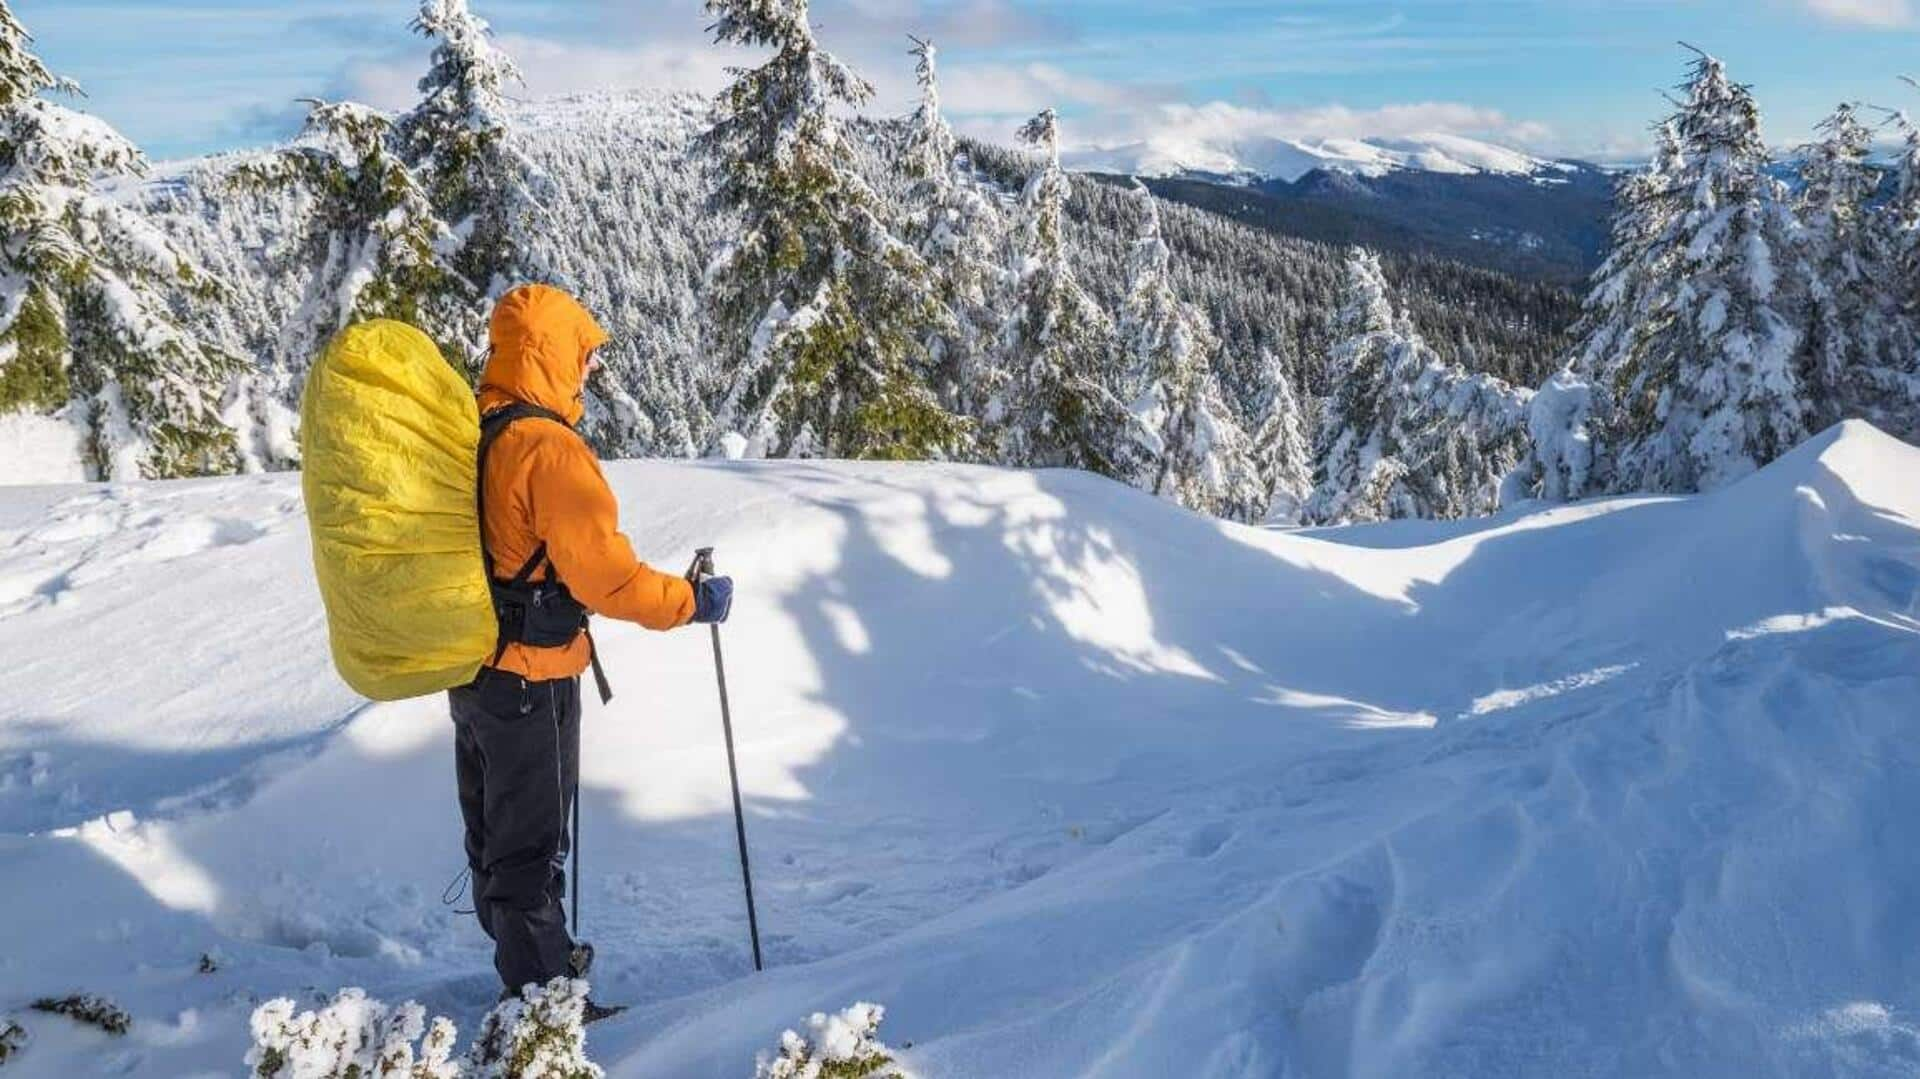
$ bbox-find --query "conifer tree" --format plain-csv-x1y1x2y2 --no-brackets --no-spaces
1888,97,1920,297
1118,181,1261,517
699,0,964,460
1251,350,1313,524
1796,102,1906,432
399,0,546,304
1529,121,1686,499
0,0,243,479
1305,248,1403,523
996,109,1141,478
901,36,1006,432
237,100,477,377
1307,248,1529,524
1590,50,1805,492
1860,99,1920,441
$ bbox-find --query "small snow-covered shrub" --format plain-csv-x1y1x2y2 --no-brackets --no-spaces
0,1017,27,1064
30,994,130,1036
753,1003,907,1079
466,977,601,1079
246,988,459,1079
247,979,600,1079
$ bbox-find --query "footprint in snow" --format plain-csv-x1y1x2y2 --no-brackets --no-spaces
1185,821,1234,858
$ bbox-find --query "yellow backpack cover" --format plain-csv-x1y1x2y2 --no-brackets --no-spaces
300,320,496,700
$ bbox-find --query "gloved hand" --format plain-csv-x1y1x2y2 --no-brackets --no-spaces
692,575,734,624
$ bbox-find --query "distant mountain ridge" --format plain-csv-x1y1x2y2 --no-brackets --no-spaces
1064,131,1584,184
1064,130,1615,285
1095,165,1614,286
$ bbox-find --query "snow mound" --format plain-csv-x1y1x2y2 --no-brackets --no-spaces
2,422,1918,1077
0,413,87,487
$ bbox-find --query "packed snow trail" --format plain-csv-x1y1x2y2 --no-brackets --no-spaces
1,422,1918,1077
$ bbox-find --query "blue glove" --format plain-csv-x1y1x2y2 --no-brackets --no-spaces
692,575,734,624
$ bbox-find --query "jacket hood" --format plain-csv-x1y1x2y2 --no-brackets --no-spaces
478,285,610,426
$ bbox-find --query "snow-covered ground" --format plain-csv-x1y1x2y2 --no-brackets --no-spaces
2,421,1919,1077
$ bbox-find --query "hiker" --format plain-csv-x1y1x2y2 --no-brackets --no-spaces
452,284,734,1008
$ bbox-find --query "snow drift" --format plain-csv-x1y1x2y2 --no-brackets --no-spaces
1,421,1918,1076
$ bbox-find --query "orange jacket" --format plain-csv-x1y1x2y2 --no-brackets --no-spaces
477,284,694,681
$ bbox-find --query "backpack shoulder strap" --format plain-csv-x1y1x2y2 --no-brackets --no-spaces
476,403,580,581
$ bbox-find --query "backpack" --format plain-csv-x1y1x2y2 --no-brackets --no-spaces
301,320,496,700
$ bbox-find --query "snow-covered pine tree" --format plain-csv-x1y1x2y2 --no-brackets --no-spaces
399,0,546,306
1118,180,1262,518
1251,349,1313,524
995,109,1141,478
1527,121,1687,500
401,1,696,455
1590,49,1806,493
1306,247,1529,524
235,99,478,378
699,0,965,460
1305,248,1403,523
0,0,244,479
1794,102,1907,433
1889,96,1920,296
1387,333,1534,518
901,35,1007,433
1857,99,1920,441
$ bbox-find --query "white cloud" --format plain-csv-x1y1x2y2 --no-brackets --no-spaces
1802,0,1916,27
941,62,1171,117
496,34,744,100
341,33,750,113
338,56,422,113
600,0,1074,53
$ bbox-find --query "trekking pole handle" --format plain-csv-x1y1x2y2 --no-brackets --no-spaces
686,546,715,583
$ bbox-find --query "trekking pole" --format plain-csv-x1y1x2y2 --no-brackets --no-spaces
571,793,581,938
688,547,764,972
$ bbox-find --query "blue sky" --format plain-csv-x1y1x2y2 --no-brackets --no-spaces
19,0,1920,163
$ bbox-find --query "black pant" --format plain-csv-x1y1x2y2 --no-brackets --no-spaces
450,671,581,994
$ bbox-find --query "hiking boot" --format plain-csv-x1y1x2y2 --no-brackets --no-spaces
582,999,627,1025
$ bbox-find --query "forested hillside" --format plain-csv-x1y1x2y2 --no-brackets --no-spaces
121,94,1571,469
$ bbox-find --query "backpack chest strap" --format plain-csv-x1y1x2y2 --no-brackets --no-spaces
476,402,573,583
476,403,614,704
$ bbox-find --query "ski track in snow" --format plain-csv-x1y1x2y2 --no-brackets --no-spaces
2,425,1920,1076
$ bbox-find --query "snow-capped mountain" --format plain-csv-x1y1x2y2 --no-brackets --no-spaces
1061,130,1613,284
1065,131,1579,184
